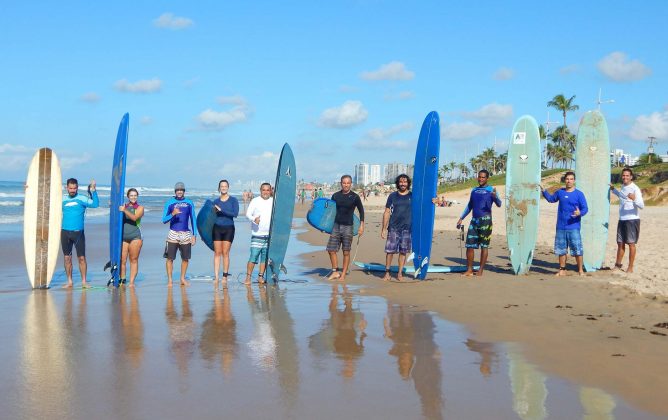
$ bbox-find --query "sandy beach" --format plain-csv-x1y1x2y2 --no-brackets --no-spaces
296,192,668,416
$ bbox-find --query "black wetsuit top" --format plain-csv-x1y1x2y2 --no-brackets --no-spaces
331,191,364,226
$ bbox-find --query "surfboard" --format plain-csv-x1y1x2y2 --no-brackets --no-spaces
196,199,217,251
306,197,360,235
412,111,440,279
354,261,475,274
505,115,541,275
575,110,610,272
24,148,62,289
107,113,129,287
266,143,297,282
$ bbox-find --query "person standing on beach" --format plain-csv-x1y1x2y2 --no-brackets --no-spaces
457,170,501,277
245,182,273,285
162,182,197,287
119,188,144,287
61,178,99,288
541,171,588,276
610,167,644,273
212,180,239,287
381,174,412,281
327,175,365,282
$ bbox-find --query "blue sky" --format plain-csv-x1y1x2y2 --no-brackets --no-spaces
1,1,666,189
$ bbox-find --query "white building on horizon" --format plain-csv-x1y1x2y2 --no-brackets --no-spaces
384,162,408,183
369,164,382,184
354,163,369,186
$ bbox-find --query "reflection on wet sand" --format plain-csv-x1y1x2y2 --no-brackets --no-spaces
166,286,196,379
384,304,444,420
200,287,237,375
20,291,71,419
247,283,300,412
310,284,367,379
465,338,498,377
120,288,144,368
507,344,548,420
580,386,616,420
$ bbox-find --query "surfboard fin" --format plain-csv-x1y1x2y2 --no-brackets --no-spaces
406,252,415,262
103,261,112,271
280,264,287,275
414,257,429,279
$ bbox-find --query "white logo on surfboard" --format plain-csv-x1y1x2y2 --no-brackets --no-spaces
513,132,526,144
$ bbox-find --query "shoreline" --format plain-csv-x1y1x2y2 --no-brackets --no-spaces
294,195,668,416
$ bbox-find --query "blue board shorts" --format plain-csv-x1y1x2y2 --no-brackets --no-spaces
385,229,411,254
554,229,583,256
465,215,493,249
249,235,269,264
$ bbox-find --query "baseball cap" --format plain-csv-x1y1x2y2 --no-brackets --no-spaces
174,182,186,191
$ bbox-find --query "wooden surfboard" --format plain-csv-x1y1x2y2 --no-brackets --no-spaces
24,148,62,288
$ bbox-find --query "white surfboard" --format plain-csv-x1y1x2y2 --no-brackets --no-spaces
24,148,62,288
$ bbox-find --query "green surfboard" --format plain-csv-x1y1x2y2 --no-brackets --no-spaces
505,116,541,275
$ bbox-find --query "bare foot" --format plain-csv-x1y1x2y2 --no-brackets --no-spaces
180,279,190,287
475,271,484,277
338,274,346,283
396,275,405,282
461,270,474,277
258,274,266,285
382,272,391,282
555,270,566,277
578,271,585,276
221,279,228,289
243,274,252,285
62,282,73,289
626,268,634,273
167,280,173,288
81,281,88,288
129,282,135,288
327,270,341,281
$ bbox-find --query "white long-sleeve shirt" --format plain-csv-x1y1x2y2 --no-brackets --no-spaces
246,196,273,236
611,182,644,220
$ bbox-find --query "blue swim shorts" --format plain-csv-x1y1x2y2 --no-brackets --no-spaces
554,229,583,256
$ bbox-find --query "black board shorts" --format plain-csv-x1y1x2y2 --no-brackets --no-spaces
61,229,86,257
213,225,235,242
165,242,192,261
616,219,640,244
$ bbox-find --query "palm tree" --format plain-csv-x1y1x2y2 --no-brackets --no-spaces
480,147,496,174
438,164,449,185
494,152,507,174
458,163,469,181
546,143,557,169
547,94,579,127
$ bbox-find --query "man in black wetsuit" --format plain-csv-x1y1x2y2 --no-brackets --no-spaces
326,175,364,282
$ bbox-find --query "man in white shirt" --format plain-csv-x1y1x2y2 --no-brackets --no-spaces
610,168,644,273
245,183,273,284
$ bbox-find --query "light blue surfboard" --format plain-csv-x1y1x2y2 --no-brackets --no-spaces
412,111,440,279
575,110,610,272
505,115,541,275
107,113,129,287
196,199,217,252
306,197,360,235
266,143,297,282
354,261,476,274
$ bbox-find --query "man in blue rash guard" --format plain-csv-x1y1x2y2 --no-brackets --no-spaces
541,171,588,276
61,178,99,288
162,182,198,287
456,170,502,277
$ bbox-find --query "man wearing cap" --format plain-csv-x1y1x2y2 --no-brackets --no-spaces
162,182,198,286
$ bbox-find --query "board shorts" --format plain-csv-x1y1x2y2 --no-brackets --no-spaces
616,219,640,244
248,235,269,264
165,242,192,261
327,223,354,252
213,225,235,242
167,229,192,245
465,215,493,249
385,229,411,254
554,229,583,256
61,229,85,257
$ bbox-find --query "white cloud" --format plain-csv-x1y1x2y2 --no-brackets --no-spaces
355,121,414,150
140,116,153,125
597,52,651,82
217,95,248,106
559,64,580,75
80,92,100,103
462,103,514,125
319,100,368,128
0,144,34,170
114,78,162,93
360,61,415,81
60,152,92,170
217,151,279,180
492,67,514,81
442,122,492,141
355,139,412,150
126,158,146,173
365,122,414,141
153,13,194,30
629,109,668,140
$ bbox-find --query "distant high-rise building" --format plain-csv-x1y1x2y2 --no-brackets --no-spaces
354,163,369,186
369,164,382,184
384,162,408,183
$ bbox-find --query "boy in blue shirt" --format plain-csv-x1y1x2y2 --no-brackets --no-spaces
541,171,588,276
457,170,502,277
162,182,198,286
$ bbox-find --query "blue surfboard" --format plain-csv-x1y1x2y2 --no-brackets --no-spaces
411,111,440,279
106,113,129,287
354,261,475,274
266,143,297,282
306,198,360,235
196,199,217,252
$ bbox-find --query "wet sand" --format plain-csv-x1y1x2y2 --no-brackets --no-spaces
0,207,664,419
295,195,668,417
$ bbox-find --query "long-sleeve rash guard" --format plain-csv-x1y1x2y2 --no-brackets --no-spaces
162,196,198,236
331,191,365,226
542,188,588,230
460,186,501,219
62,191,99,231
